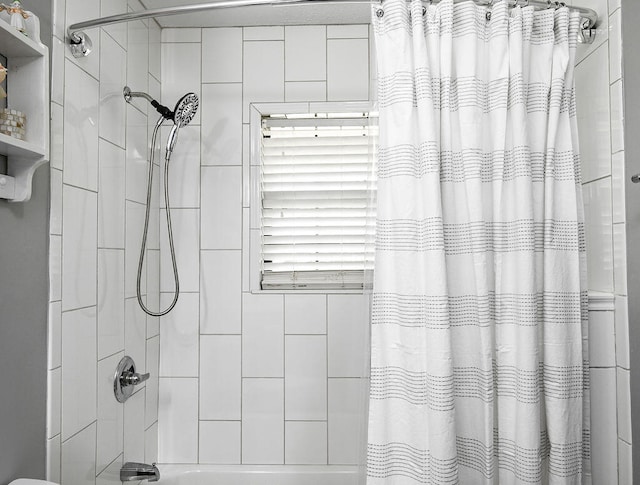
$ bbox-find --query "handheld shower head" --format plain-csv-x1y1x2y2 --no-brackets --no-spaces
165,92,199,160
172,92,199,128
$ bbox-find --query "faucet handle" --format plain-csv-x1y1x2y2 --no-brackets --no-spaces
123,371,150,386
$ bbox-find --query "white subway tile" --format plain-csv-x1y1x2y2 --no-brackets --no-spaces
51,37,64,106
125,104,149,205
161,28,202,43
201,167,242,249
145,336,160,427
47,368,61,439
200,250,242,334
285,295,327,334
328,378,365,465
328,295,369,377
244,26,284,40
243,294,284,377
158,378,199,463
590,368,618,484
97,352,124,475
98,139,126,249
96,454,122,485
285,82,327,102
327,25,369,39
610,80,624,154
101,0,128,48
615,296,629,369
61,307,97,440
588,310,615,367
146,250,160,338
243,208,250,292
617,367,632,444
285,26,326,81
285,335,327,420
48,301,62,369
159,292,200,377
612,151,626,224
583,179,614,293
127,20,149,96
61,421,96,485
613,223,627,295
200,336,241,420
243,41,284,121
50,101,64,170
99,31,127,148
250,229,261,292
285,421,327,465
202,28,243,82
576,44,611,183
199,421,241,464
97,249,125,360
160,124,200,208
125,202,146,299
46,435,61,483
124,387,146,463
63,60,99,191
53,0,65,41
242,378,284,464
49,235,62,302
243,125,250,206
162,43,202,126
62,185,97,311
50,168,62,236
609,7,622,82
327,39,369,102
619,439,632,485
149,21,161,81
201,83,243,166
125,297,147,375
145,422,159,465
160,208,200,293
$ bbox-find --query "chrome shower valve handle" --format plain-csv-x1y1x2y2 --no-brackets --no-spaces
114,356,148,403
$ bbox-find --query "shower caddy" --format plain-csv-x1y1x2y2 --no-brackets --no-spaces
0,8,48,202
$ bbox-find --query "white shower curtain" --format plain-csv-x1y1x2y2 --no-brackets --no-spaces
368,0,589,484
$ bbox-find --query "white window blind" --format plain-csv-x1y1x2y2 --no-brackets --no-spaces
260,112,377,290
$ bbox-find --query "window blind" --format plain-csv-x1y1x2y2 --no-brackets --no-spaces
260,112,377,290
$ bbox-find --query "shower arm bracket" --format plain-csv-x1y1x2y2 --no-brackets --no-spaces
69,31,92,58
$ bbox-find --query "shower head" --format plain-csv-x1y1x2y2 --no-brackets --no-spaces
123,86,199,126
173,92,199,128
165,93,199,160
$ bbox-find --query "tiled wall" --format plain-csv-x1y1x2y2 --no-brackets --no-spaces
157,25,372,466
573,0,631,482
47,0,161,483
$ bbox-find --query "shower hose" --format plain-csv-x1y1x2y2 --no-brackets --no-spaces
136,115,180,317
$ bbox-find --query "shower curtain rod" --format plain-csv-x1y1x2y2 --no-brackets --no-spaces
67,0,598,58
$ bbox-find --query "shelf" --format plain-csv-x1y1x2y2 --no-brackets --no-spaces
0,132,45,160
0,10,49,202
0,17,45,58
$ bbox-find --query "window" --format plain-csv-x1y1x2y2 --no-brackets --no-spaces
258,109,377,290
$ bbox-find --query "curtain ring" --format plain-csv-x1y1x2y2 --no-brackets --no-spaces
376,7,384,17
547,0,553,8
422,5,427,15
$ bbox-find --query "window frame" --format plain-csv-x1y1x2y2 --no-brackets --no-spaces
248,101,376,294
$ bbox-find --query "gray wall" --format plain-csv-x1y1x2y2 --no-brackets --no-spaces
0,3,52,483
622,1,639,482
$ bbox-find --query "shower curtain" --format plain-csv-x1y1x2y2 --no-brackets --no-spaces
368,0,589,484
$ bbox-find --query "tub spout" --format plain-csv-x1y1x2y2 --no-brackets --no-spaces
120,462,160,482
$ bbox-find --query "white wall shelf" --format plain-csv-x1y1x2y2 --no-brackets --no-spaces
0,11,49,202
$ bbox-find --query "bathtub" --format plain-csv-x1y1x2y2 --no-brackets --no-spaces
155,464,362,485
